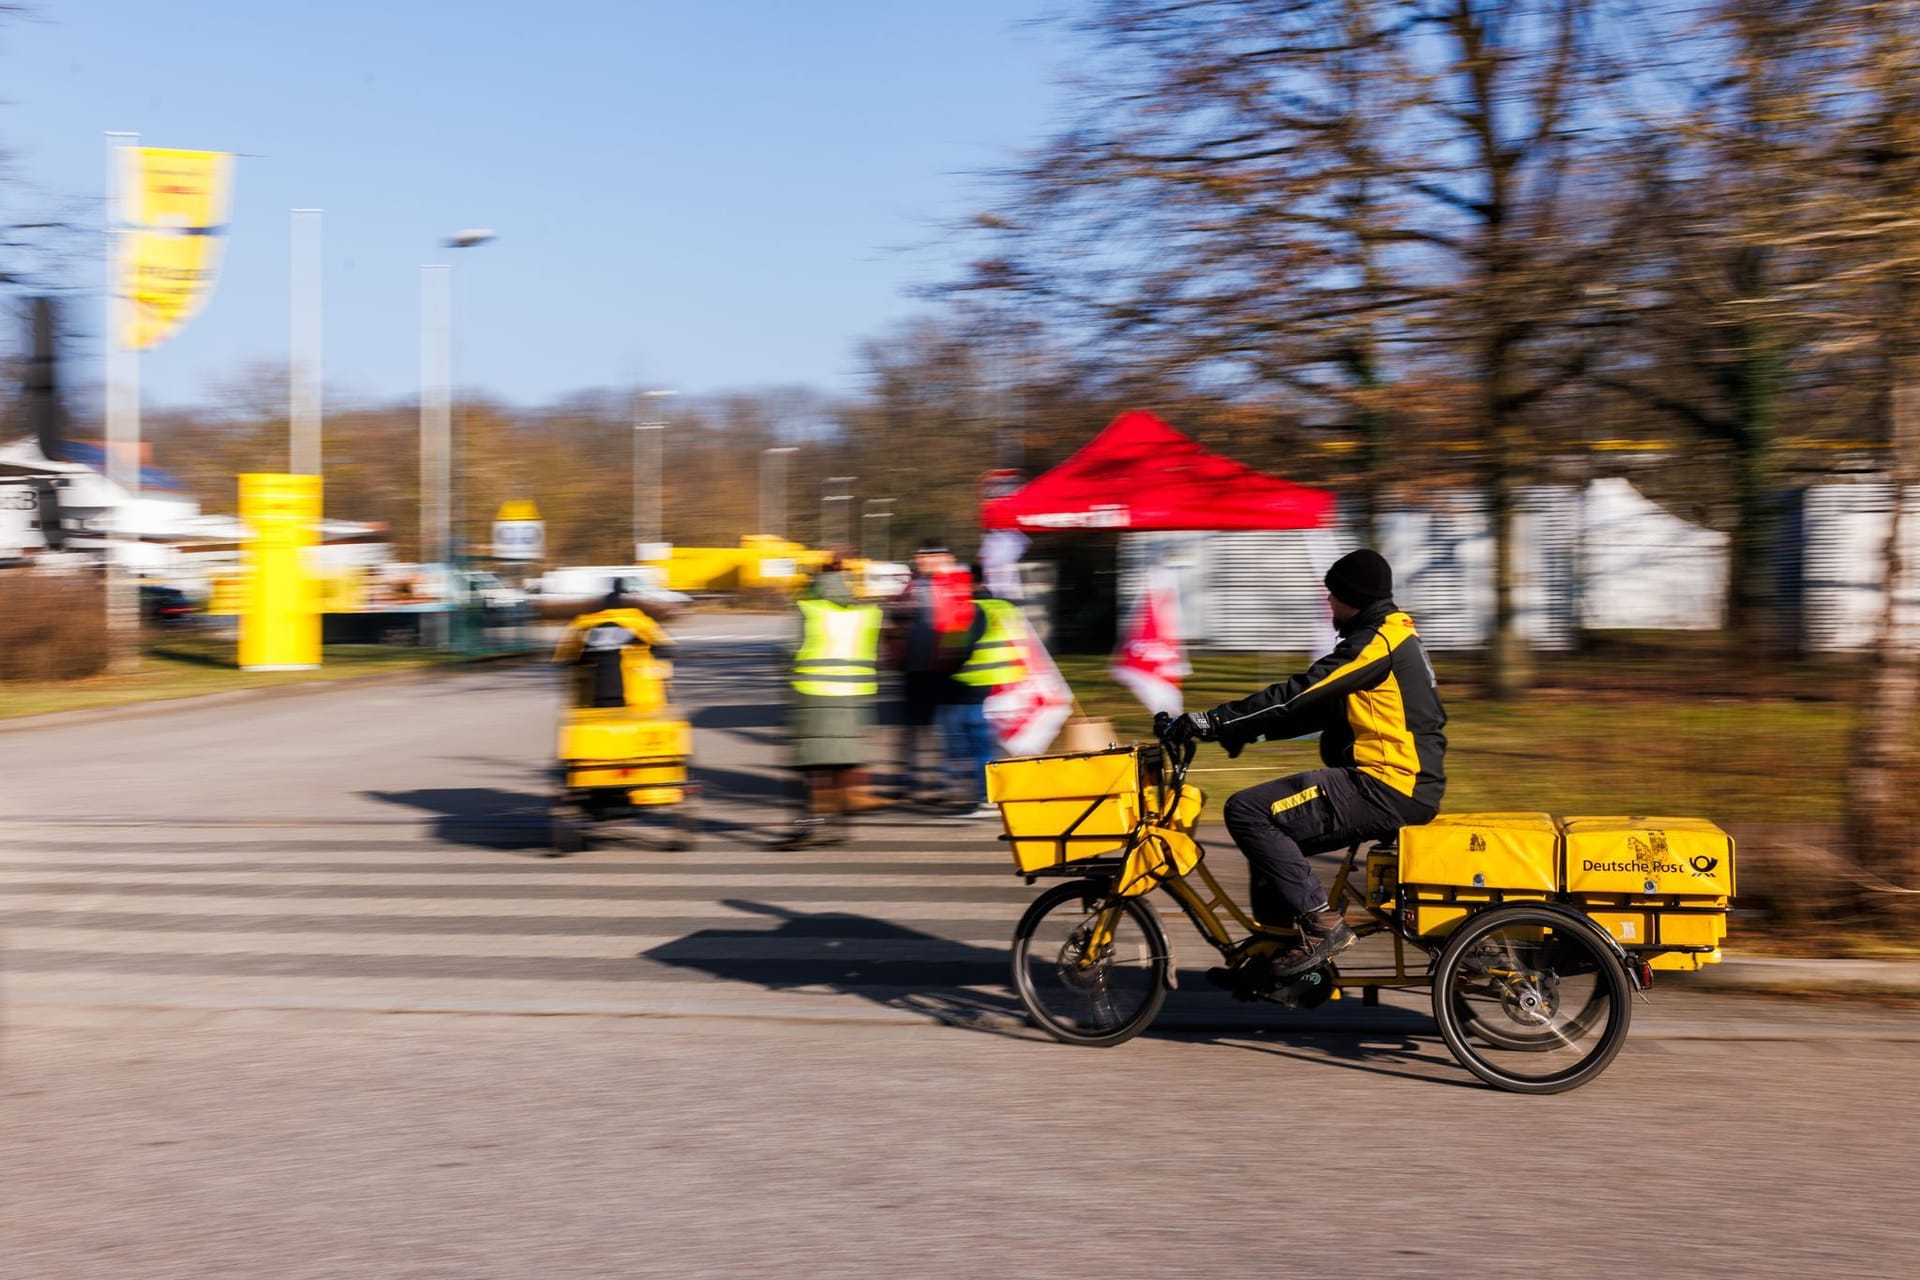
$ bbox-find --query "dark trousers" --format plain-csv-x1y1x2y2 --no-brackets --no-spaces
898,672,944,792
1222,767,1432,927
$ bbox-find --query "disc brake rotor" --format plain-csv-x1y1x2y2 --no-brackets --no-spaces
1056,926,1111,994
1499,970,1560,1026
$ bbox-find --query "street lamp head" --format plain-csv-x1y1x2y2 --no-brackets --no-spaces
444,229,497,249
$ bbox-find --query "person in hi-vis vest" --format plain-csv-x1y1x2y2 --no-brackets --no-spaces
782,558,884,847
938,568,1031,818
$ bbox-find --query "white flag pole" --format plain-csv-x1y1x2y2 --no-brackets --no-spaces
104,131,141,672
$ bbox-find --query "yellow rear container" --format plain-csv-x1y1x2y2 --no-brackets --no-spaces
1398,813,1559,940
1562,816,1734,901
558,710,691,765
1562,816,1734,965
987,746,1151,874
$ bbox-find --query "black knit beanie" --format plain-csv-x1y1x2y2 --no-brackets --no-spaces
1324,549,1393,608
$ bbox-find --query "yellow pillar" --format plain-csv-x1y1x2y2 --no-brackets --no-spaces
238,472,322,670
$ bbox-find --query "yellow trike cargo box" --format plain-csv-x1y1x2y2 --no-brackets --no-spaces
558,709,691,764
1561,816,1734,902
1397,813,1558,940
1562,816,1733,966
1399,813,1560,894
987,746,1155,874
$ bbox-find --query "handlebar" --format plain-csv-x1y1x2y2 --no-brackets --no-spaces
1152,721,1197,823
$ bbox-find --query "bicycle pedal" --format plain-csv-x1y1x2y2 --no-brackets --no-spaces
1264,965,1339,1010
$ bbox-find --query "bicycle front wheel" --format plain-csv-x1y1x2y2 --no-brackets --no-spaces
1011,879,1169,1047
1432,906,1632,1094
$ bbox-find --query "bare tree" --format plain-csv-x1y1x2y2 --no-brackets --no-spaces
1594,1,1855,650
1837,0,1920,921
961,0,1625,692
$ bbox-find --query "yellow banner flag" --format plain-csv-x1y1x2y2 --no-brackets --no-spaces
116,147,236,351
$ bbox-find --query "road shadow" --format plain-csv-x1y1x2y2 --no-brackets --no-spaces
1156,1023,1468,1088
641,899,1459,1079
641,899,1029,1033
691,703,782,732
691,763,793,805
362,786,554,853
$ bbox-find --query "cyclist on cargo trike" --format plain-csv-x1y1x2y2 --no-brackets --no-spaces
1159,548,1446,994
987,552,1735,1093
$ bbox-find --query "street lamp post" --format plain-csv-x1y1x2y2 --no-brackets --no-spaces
633,389,675,562
861,498,895,564
821,475,856,552
290,209,322,476
760,446,797,539
419,229,495,648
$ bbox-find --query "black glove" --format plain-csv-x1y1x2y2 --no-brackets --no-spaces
1160,710,1216,748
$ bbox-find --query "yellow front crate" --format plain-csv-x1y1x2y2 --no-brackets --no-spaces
987,746,1155,874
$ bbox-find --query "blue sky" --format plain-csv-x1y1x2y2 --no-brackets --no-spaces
4,1,1072,409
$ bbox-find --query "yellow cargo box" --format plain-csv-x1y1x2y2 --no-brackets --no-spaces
987,746,1154,874
1562,816,1734,901
1400,890,1551,940
1584,909,1727,951
1399,812,1560,894
987,746,1140,803
558,710,691,764
1407,901,1471,939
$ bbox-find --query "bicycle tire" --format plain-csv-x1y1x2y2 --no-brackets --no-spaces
1011,878,1169,1047
668,797,701,851
1432,906,1631,1094
550,810,585,857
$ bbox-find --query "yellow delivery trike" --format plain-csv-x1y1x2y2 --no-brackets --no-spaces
987,726,1735,1094
550,602,699,855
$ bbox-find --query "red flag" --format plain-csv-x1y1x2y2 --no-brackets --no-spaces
1111,574,1190,717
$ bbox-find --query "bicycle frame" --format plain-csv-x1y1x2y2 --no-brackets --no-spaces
1078,736,1433,993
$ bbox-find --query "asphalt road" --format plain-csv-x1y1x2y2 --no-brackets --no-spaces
3,614,1917,1278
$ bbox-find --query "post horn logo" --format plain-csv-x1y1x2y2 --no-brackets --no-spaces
1689,854,1719,875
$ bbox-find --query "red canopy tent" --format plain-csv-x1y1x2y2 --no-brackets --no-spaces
980,410,1334,532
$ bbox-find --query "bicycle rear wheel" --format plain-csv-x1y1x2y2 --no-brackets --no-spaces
1012,879,1168,1047
1432,906,1632,1094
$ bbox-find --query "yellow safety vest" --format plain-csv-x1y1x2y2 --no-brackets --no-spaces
953,598,1030,688
792,598,883,696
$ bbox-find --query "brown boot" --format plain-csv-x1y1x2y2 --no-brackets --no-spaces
1270,907,1355,979
844,769,891,812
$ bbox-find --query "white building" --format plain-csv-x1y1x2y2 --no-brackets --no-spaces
0,435,387,582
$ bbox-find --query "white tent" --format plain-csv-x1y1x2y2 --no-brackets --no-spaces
1577,477,1728,632
1119,478,1731,650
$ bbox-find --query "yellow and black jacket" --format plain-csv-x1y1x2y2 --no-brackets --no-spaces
1208,600,1446,812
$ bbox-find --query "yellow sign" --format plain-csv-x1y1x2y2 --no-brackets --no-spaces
238,473,322,670
116,147,236,351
